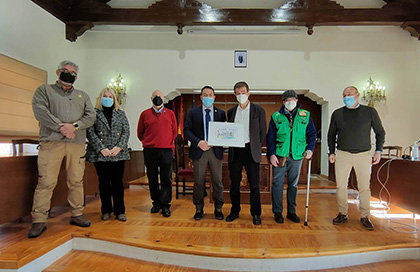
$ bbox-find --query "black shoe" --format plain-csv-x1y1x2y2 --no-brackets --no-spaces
150,205,161,213
253,215,262,225
162,207,171,217
286,213,300,223
28,222,47,238
194,210,204,220
274,213,284,224
225,213,239,222
360,217,374,231
332,213,348,225
214,209,224,220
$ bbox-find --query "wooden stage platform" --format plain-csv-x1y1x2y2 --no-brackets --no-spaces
1,178,420,271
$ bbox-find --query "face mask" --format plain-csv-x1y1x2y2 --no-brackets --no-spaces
343,96,356,107
101,97,114,108
236,94,248,105
59,71,76,84
152,96,163,107
285,100,297,111
202,97,214,108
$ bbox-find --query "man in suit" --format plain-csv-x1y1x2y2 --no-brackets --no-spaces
225,81,267,225
184,86,226,220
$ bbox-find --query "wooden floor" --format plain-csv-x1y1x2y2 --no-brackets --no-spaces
1,177,420,271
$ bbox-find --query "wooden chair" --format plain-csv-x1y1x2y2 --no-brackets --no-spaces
12,139,39,156
382,146,402,158
174,134,194,199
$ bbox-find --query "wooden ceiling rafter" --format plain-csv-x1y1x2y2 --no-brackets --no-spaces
31,0,420,42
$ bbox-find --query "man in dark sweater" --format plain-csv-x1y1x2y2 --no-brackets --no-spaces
328,86,385,231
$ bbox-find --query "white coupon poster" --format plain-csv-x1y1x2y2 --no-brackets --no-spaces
207,121,245,147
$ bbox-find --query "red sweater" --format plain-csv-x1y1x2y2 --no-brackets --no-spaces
137,107,178,152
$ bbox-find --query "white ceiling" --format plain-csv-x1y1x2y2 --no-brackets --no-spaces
107,0,386,9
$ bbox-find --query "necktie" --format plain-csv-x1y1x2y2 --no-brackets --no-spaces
205,109,211,141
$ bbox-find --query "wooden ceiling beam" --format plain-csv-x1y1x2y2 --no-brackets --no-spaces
31,0,420,42
67,8,420,26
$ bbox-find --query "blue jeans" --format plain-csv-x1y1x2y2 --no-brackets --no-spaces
272,157,303,214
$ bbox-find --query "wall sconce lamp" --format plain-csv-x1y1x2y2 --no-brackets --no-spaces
108,73,127,106
362,76,386,107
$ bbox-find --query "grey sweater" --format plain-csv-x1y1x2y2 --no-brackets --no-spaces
32,82,96,144
328,105,385,154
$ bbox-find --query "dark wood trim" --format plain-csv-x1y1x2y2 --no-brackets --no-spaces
65,21,94,42
31,0,420,41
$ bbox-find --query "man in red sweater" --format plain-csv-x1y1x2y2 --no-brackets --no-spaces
137,90,178,217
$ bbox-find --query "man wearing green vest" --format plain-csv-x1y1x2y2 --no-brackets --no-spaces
267,90,316,224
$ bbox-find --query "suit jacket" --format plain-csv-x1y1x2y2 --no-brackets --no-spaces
227,102,267,163
86,108,130,162
184,105,226,160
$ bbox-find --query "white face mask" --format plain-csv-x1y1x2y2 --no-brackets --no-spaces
285,100,297,111
236,94,249,105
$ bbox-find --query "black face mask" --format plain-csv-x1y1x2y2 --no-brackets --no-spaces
153,96,163,106
59,71,76,84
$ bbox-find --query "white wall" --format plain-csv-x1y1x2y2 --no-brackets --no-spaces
80,26,420,175
1,0,420,175
0,0,87,89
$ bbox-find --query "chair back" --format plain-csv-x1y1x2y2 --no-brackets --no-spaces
382,146,402,158
12,139,39,156
174,134,186,170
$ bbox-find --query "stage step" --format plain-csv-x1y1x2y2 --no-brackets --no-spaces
44,250,420,272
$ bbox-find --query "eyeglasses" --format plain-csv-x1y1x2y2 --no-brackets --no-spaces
59,69,77,77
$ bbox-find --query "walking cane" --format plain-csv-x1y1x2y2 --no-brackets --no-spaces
304,157,312,226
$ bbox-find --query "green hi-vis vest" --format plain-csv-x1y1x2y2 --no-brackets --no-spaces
272,109,310,160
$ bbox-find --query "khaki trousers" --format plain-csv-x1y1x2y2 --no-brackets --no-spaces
31,141,86,223
335,150,372,218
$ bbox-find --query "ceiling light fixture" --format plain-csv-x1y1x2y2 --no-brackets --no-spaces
187,29,301,35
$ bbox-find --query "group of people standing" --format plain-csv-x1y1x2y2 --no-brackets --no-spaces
180,83,316,226
27,60,385,239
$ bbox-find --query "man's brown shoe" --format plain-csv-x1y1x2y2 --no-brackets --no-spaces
332,213,348,225
28,223,47,238
360,217,374,231
70,215,91,227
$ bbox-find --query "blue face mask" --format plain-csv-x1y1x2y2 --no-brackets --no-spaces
101,97,114,108
343,96,356,108
202,97,214,108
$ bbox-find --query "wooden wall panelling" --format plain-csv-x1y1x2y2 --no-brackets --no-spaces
330,158,420,215
174,93,322,174
0,151,145,224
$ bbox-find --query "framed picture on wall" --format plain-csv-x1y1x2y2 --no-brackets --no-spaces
234,50,247,68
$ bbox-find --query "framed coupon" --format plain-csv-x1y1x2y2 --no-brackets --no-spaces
208,121,245,147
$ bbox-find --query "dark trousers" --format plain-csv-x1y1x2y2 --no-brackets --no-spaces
228,144,262,216
94,160,126,216
143,148,173,208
